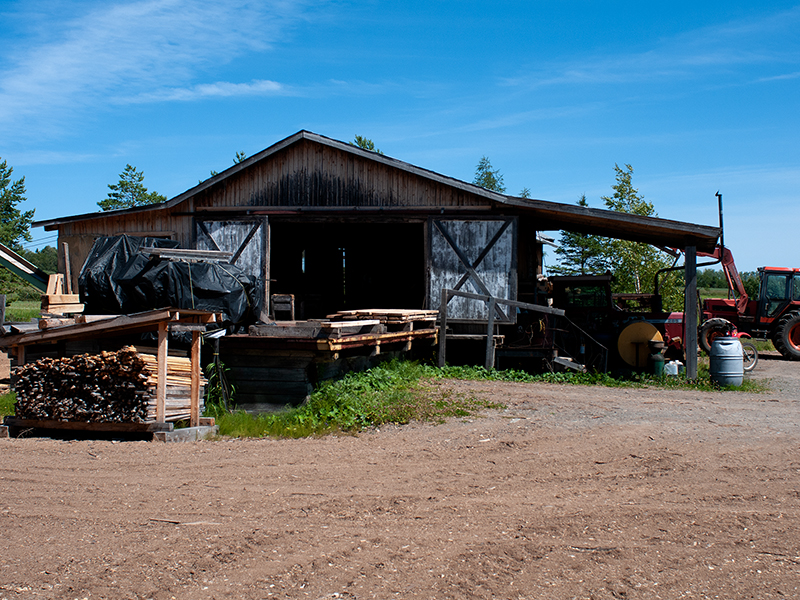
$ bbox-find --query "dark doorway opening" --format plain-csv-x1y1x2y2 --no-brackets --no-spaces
270,222,425,319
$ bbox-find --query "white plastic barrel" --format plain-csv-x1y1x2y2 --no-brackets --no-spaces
709,337,743,387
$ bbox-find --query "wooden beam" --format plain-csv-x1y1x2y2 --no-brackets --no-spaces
156,321,168,424
485,297,496,370
3,417,174,433
0,309,176,347
140,247,234,262
190,330,201,428
438,288,448,368
61,241,73,295
684,245,698,379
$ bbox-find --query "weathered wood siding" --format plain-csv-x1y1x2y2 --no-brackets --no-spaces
428,218,518,321
191,139,492,210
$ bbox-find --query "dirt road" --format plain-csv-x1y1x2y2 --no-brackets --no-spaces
2,357,800,599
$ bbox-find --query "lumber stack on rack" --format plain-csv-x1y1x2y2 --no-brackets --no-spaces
135,350,206,422
12,346,205,423
40,274,84,315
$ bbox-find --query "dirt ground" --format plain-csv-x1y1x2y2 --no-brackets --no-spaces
2,354,800,600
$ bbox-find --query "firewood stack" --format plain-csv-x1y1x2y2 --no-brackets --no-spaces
13,346,205,423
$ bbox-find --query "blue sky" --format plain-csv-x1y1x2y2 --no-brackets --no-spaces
1,0,798,272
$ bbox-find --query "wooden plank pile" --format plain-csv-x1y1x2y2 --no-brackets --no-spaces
249,319,384,339
13,346,205,423
327,309,439,332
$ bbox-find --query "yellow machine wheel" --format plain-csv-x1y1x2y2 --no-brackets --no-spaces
617,321,663,368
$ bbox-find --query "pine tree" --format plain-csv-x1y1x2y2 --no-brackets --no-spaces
99,164,166,211
472,156,506,193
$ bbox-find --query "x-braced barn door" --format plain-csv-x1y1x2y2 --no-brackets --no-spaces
194,217,269,321
428,217,517,322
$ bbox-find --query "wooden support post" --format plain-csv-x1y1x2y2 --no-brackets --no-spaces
684,245,698,380
438,288,449,368
156,320,168,423
485,297,496,370
0,294,5,331
190,329,201,427
61,242,73,295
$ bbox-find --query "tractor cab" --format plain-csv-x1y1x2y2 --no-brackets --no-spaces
752,267,800,336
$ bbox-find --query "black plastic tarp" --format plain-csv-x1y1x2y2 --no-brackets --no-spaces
78,235,257,324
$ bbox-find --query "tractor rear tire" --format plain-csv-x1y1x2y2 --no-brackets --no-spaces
699,318,733,354
773,312,800,360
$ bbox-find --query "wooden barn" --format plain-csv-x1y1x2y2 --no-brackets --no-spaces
35,130,721,408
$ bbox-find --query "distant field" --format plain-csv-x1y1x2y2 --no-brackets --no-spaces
698,287,730,302
3,300,39,323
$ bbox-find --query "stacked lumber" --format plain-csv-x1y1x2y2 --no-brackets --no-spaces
327,309,439,323
327,309,439,332
41,294,84,316
135,351,206,422
13,346,205,423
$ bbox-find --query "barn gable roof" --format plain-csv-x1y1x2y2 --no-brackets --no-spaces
35,130,720,251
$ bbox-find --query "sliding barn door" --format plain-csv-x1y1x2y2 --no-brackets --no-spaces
428,217,517,322
194,217,269,321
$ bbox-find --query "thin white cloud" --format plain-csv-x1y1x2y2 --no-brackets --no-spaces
127,79,290,103
0,0,314,135
506,6,800,89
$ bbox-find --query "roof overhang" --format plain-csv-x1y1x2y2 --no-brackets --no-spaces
34,130,720,252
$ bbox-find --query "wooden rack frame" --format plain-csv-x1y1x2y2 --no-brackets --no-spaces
438,289,565,370
0,308,217,427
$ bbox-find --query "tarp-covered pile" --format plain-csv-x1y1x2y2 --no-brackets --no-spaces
78,235,257,324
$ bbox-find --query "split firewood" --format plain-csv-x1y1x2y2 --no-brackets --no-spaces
13,346,206,423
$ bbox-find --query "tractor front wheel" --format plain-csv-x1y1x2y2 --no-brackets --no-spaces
774,312,800,360
699,318,733,354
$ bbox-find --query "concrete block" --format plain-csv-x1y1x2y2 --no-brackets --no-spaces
153,425,218,442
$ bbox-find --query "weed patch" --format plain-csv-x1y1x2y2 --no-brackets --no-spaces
0,391,15,418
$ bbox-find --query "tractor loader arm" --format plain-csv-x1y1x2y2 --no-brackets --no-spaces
697,246,749,315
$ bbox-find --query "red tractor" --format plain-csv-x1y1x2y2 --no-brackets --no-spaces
697,245,800,360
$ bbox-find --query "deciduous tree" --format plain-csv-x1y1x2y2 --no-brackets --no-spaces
0,158,34,250
550,195,608,275
601,164,682,310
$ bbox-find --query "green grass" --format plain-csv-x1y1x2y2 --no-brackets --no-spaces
209,358,766,439
0,391,15,418
426,361,766,393
4,300,39,322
